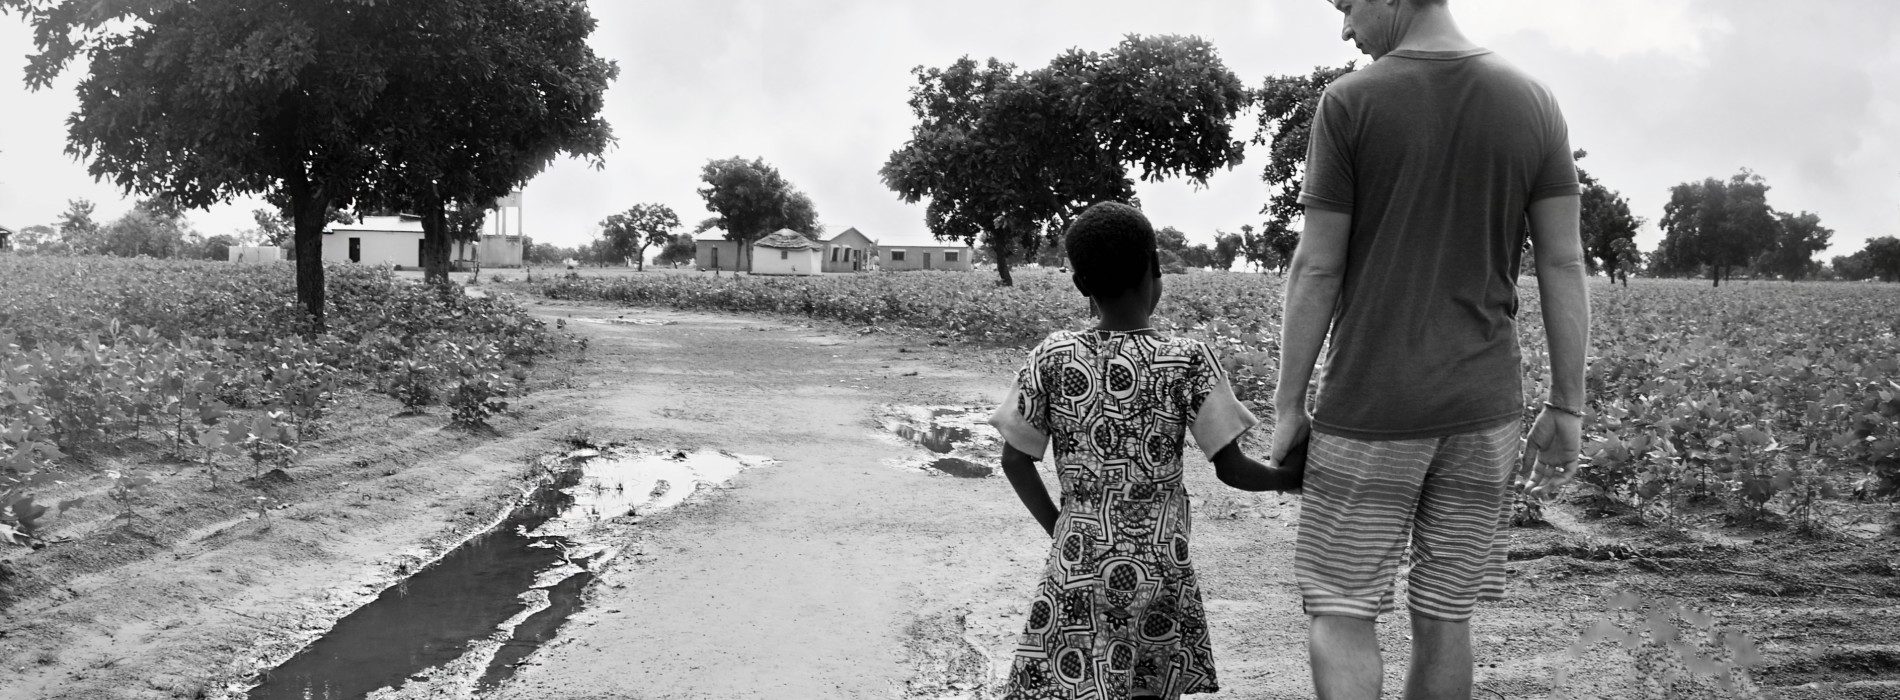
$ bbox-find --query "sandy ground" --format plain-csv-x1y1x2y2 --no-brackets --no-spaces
3,296,1895,699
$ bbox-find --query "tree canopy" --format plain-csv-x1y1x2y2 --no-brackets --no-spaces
3,0,614,324
881,35,1251,285
697,157,821,272
1755,210,1832,281
600,203,681,270
1574,150,1644,280
1654,170,1779,287
1252,63,1356,273
357,0,615,284
1832,236,1900,282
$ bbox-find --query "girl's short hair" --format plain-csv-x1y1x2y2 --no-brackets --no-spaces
1065,201,1158,298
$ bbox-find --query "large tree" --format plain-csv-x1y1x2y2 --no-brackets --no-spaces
1253,63,1356,271
1212,232,1243,271
697,157,821,273
357,0,615,285
882,35,1251,285
1575,150,1643,278
1755,210,1832,280
1835,236,1900,282
600,203,681,270
2,1,461,330
654,233,697,268
1654,170,1779,287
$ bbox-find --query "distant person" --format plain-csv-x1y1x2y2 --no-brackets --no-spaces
989,201,1302,699
1270,1,1589,698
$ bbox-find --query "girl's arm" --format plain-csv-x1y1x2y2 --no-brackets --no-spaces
1001,443,1059,537
1210,440,1303,492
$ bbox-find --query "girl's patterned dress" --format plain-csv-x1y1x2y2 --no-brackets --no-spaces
989,329,1257,700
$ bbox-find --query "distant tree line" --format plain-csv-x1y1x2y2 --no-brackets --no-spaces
4,198,311,262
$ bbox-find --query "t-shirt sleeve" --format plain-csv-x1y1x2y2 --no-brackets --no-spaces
1297,90,1355,214
1184,342,1259,460
989,345,1050,458
1529,90,1581,202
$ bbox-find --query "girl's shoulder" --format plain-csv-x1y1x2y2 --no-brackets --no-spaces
1027,329,1086,357
1150,334,1213,360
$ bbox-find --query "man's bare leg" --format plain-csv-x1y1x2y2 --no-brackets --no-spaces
1404,611,1473,700
1311,614,1382,700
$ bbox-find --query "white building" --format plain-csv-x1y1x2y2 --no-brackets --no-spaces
324,215,425,267
323,214,522,268
749,229,824,275
874,234,974,272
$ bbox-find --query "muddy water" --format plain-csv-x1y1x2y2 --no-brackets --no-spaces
885,407,998,478
247,449,770,699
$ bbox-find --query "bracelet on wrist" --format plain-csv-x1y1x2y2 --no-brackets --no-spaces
1542,401,1584,418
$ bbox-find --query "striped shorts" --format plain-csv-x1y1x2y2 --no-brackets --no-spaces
1294,420,1521,623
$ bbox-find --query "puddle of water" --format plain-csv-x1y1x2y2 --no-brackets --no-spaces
886,408,983,454
927,457,993,479
247,449,770,699
884,406,1000,478
570,317,674,326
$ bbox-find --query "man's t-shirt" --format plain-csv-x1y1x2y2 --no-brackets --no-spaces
1298,48,1578,441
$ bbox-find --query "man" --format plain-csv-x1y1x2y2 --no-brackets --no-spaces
1270,0,1590,698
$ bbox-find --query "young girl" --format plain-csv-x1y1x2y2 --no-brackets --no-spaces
989,201,1300,700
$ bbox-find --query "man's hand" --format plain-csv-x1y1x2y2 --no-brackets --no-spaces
1519,405,1583,502
1272,408,1312,470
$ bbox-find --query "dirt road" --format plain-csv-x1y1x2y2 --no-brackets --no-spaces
486,303,1318,700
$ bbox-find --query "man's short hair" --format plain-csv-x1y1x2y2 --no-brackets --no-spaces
1065,201,1157,298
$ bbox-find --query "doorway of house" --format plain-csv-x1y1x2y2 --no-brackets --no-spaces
349,238,362,263
923,252,933,269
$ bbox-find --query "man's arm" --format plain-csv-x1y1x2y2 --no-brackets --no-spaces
1271,207,1351,461
1523,194,1589,499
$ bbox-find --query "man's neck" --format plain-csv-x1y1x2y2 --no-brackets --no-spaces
1390,5,1478,54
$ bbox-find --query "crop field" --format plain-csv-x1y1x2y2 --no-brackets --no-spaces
0,256,557,552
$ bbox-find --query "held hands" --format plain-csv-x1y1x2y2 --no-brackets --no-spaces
1271,409,1312,472
1518,405,1584,503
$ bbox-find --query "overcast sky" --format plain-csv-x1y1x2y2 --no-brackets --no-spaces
2,0,1896,258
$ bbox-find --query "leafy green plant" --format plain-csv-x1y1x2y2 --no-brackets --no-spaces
105,469,157,521
443,342,512,428
240,412,298,480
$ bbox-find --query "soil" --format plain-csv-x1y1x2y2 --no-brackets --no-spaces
3,296,1896,699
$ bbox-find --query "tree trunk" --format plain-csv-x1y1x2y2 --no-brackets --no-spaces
1711,265,1722,287
287,168,329,335
992,236,1014,287
421,200,451,286
636,245,646,271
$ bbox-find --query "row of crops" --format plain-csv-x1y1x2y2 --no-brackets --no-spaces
0,256,557,545
531,270,1900,528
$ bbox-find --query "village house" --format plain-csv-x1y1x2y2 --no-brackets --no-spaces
821,227,873,273
0,225,13,252
749,228,823,275
323,214,523,268
873,234,973,272
693,228,741,272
